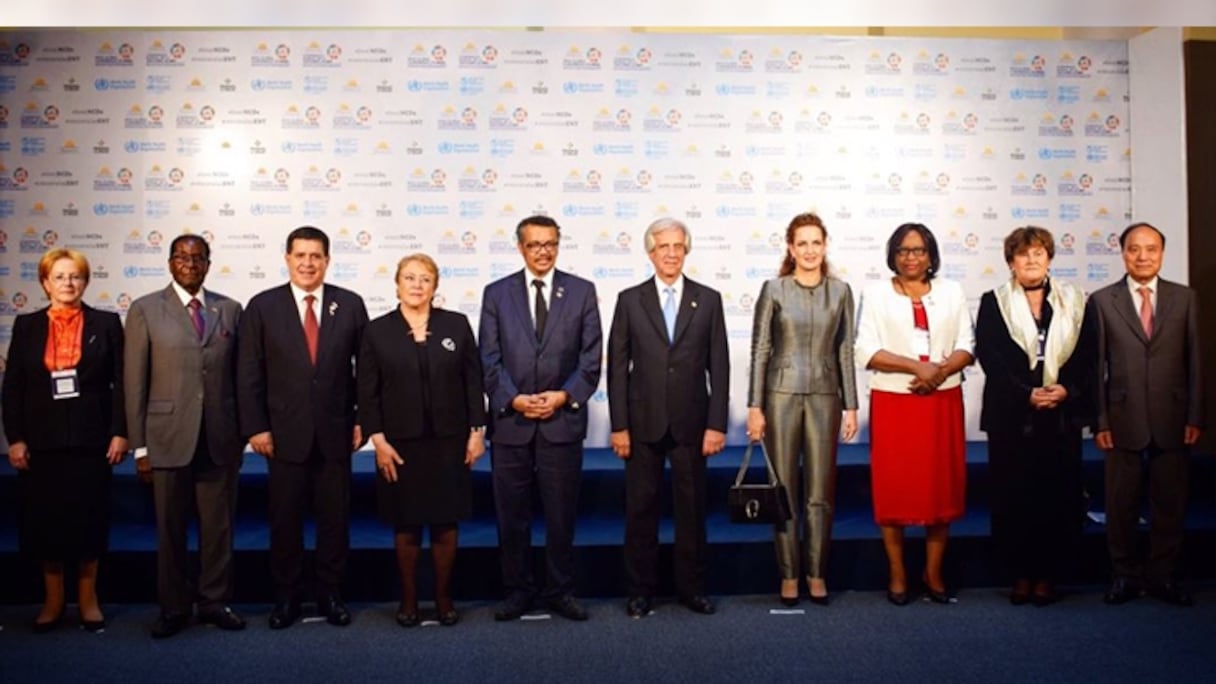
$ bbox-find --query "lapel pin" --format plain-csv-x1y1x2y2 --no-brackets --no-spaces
690,301,697,308
441,337,456,351
555,286,565,299
328,302,339,316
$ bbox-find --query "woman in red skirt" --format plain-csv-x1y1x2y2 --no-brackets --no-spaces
855,224,974,605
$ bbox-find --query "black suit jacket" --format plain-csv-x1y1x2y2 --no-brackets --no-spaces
974,289,1092,438
237,283,368,463
608,277,730,445
2,305,126,450
358,307,487,441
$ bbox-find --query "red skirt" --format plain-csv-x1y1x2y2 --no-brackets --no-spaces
869,386,966,526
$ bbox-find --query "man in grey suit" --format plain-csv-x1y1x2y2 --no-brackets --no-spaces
125,235,246,637
607,218,728,618
1087,222,1204,606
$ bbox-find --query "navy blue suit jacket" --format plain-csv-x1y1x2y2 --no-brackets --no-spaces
478,269,602,446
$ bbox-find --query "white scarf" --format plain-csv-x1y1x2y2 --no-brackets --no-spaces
993,277,1084,386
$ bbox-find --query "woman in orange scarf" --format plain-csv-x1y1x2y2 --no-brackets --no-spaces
3,248,127,632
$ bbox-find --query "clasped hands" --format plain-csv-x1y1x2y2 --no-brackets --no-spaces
908,360,949,395
511,391,568,421
1028,384,1068,410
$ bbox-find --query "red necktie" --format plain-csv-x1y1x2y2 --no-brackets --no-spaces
187,298,205,340
1137,286,1153,339
303,294,319,365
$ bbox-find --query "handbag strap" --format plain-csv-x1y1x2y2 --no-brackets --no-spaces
734,440,783,487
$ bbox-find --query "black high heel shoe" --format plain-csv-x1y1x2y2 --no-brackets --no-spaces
32,613,64,634
80,617,107,633
886,589,909,606
922,574,950,604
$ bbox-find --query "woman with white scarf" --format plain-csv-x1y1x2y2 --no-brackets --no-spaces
975,226,1091,607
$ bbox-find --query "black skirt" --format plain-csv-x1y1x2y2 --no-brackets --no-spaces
18,445,113,562
376,435,471,527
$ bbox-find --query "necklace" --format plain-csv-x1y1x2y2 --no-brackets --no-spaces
402,309,430,338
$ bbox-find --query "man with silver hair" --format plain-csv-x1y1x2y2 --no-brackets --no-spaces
607,217,730,618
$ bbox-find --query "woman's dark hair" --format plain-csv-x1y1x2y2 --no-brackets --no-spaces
885,222,940,281
778,212,831,278
1003,226,1054,264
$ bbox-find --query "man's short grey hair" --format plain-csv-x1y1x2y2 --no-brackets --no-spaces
643,217,692,253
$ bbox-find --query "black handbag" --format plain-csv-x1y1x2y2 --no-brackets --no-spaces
728,440,793,524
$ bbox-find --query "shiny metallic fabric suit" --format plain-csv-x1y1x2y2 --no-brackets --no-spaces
748,276,858,579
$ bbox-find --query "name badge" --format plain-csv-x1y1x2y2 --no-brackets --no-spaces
912,327,931,361
51,368,80,400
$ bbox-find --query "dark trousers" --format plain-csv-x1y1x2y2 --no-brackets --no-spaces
1105,444,1190,584
624,430,707,599
987,428,1082,583
267,443,351,601
491,434,582,600
152,428,241,615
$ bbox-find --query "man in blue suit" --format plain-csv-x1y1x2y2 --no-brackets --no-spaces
479,215,602,621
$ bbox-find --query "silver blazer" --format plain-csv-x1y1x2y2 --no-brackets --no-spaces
747,275,859,409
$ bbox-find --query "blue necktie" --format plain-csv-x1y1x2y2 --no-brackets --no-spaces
663,287,677,345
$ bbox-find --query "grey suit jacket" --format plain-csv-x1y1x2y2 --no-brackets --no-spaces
748,275,859,409
1086,276,1203,450
124,285,244,468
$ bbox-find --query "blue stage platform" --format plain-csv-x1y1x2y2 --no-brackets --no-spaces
2,442,1214,604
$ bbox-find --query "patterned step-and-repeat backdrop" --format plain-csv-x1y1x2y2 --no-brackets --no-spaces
0,29,1132,446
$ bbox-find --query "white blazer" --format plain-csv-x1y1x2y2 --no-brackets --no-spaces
855,277,975,394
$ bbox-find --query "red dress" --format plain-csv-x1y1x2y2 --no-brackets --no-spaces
869,299,966,526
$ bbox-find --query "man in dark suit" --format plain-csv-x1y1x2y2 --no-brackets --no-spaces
125,235,246,637
608,218,729,618
238,226,369,628
1087,222,1204,606
479,215,602,621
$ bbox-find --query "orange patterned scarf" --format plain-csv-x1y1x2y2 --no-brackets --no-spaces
44,307,84,371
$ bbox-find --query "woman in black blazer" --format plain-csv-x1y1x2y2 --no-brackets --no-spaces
357,253,486,628
2,248,127,632
975,227,1091,606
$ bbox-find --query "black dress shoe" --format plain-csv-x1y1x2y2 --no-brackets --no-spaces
546,595,589,621
437,608,460,626
1147,581,1195,607
197,606,246,631
1010,591,1030,606
395,611,420,628
319,596,352,626
268,600,301,630
493,593,532,622
887,590,909,606
151,612,191,639
679,595,715,615
1103,578,1144,605
625,596,651,618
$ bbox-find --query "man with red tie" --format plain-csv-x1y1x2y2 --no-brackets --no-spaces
1086,222,1204,606
238,226,369,628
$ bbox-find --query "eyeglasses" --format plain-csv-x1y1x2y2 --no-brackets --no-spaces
523,241,559,254
171,254,209,265
895,247,928,258
50,274,87,284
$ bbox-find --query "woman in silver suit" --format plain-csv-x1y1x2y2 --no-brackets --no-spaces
747,212,859,606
